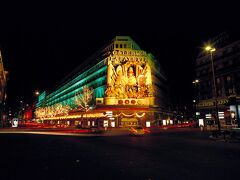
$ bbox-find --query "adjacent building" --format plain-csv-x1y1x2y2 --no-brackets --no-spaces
195,33,240,129
0,50,7,126
35,36,170,127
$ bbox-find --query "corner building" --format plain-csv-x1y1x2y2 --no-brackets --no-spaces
195,34,240,129
0,50,7,126
0,51,7,104
36,36,169,127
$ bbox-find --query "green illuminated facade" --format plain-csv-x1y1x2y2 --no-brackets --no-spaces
37,56,107,108
36,36,169,127
40,61,106,108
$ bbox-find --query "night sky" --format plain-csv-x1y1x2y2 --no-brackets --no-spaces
0,0,239,112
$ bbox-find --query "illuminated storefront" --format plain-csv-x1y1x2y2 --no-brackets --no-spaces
35,36,169,127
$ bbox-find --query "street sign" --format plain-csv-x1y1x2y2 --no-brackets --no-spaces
12,118,18,127
103,120,108,127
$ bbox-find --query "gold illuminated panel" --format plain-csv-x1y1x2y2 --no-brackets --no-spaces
105,50,154,105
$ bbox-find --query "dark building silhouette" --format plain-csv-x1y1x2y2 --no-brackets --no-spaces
0,50,7,127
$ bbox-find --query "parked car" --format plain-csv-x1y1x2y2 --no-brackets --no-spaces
129,126,146,136
90,126,104,133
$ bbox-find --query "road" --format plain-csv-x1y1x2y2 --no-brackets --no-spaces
0,128,239,180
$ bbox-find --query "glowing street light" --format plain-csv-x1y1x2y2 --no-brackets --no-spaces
205,46,216,52
192,79,199,84
205,45,221,132
35,91,40,96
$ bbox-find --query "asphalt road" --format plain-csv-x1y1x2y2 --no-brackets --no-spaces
0,129,239,180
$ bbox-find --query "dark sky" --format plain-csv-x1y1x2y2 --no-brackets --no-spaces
0,0,239,111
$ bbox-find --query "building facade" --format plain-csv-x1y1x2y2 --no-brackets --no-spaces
35,36,169,127
195,34,240,129
0,50,7,127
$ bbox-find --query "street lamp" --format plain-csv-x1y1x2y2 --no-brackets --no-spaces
205,45,221,132
192,79,200,101
35,91,40,97
192,79,200,113
33,90,40,120
19,100,24,125
192,79,199,84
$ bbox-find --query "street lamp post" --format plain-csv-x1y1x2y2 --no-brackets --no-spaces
19,100,24,125
192,79,200,118
192,79,200,102
33,90,40,120
205,46,221,132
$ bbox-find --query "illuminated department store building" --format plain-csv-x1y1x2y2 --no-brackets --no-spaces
36,36,169,127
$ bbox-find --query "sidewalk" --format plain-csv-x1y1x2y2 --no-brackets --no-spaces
209,128,240,142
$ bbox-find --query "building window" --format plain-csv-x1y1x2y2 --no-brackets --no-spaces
227,76,231,81
120,44,122,48
227,47,232,53
116,44,119,48
222,50,227,56
229,89,233,94
219,63,224,69
124,44,127,48
233,88,236,94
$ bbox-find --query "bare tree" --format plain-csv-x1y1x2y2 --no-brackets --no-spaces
75,86,94,126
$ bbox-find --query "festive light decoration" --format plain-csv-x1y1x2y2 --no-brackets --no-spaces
41,113,105,120
75,86,94,112
105,54,153,101
121,112,135,117
111,112,146,118
135,112,146,118
35,104,71,119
